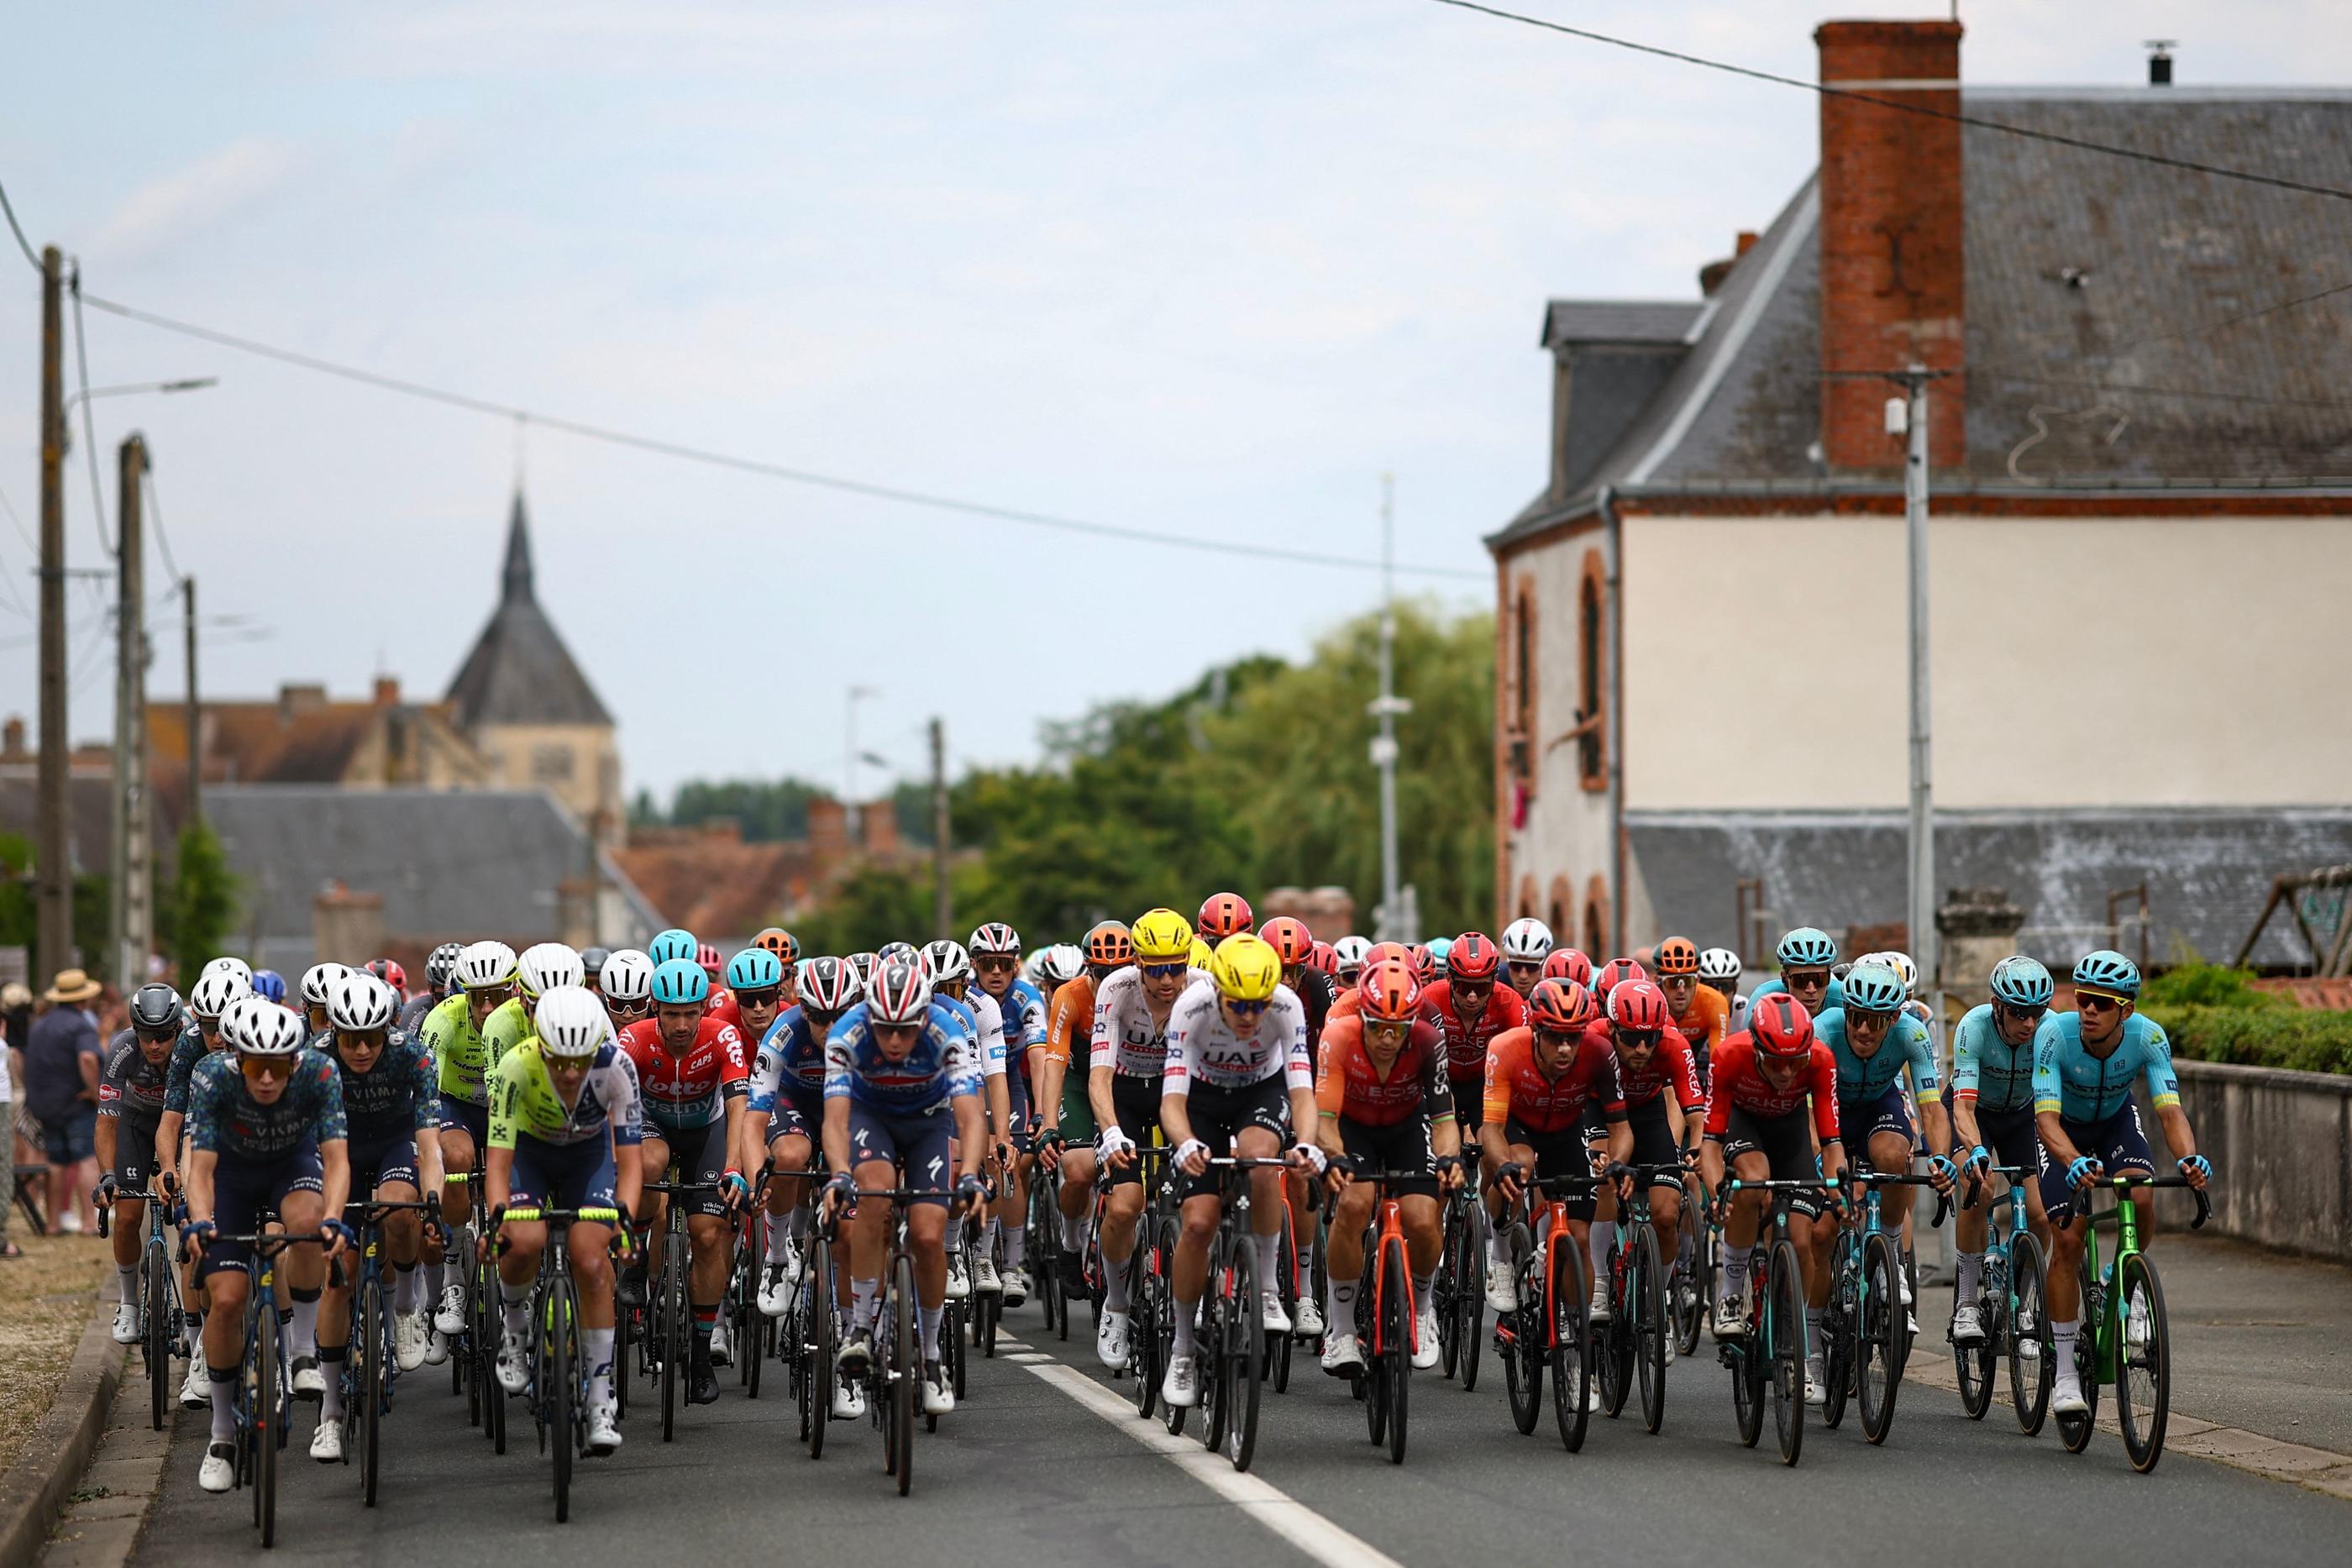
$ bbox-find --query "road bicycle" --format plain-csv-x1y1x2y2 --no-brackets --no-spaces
1714,1177,1839,1466
727,1170,778,1400
1188,1155,1289,1471
444,1167,509,1451
1432,1177,1485,1389
207,1229,332,1550
99,1179,182,1431
1951,1162,2050,1431
2053,1172,2210,1472
334,1196,440,1505
494,1202,624,1523
1495,1172,1599,1452
1819,1170,1945,1444
1024,1161,1064,1339
1596,1163,1683,1435
636,1171,725,1442
831,1187,933,1497
1669,1174,1713,1360
1341,1166,1429,1464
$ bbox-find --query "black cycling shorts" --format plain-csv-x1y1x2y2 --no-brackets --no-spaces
1174,1075,1289,1203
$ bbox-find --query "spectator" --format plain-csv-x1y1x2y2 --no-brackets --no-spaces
0,1007,17,1257
26,968,104,1235
2,982,31,1066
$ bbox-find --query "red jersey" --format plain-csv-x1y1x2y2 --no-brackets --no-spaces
1420,981,1529,1080
1587,1019,1705,1114
1703,1032,1840,1145
1315,1015,1452,1129
617,1014,748,1133
1482,1026,1623,1135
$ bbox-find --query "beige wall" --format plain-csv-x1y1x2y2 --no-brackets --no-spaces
1622,512,2352,810
1500,524,1617,951
475,721,623,845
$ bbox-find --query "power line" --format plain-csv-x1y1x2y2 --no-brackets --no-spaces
1427,1,2352,204
68,265,113,556
0,175,36,270
81,293,1484,581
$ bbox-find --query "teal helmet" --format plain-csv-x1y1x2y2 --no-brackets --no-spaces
648,929,698,968
649,957,710,1007
726,947,784,993
2071,950,2140,999
1840,962,1906,1015
1990,956,2054,1009
1776,927,1838,969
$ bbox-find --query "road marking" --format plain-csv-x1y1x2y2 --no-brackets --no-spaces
998,1335,1406,1568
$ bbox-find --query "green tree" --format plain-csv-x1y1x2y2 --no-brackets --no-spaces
664,777,827,842
160,821,240,980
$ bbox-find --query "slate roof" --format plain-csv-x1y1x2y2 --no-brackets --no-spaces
1492,87,2352,550
1626,805,2352,971
445,492,613,729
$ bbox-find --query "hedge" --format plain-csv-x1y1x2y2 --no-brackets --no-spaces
2143,1004,2352,1078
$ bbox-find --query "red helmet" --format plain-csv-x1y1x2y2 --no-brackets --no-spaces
1593,957,1647,999
1357,958,1421,1024
1197,892,1254,941
1543,948,1594,987
1308,941,1340,977
365,958,407,994
1259,915,1316,968
1609,978,1671,1032
1528,977,1598,1034
1410,944,1441,984
1750,992,1815,1057
1653,936,1700,978
1446,931,1500,983
1365,941,1413,970
696,942,723,983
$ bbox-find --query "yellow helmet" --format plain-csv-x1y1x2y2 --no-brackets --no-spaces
1209,934,1281,1004
1131,907,1194,962
1189,938,1214,969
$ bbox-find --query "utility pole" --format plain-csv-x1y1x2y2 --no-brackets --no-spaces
928,717,950,940
111,435,151,988
182,575,200,831
1896,365,1937,993
36,245,71,985
1368,474,1414,942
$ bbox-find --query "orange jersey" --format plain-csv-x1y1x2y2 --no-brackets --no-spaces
1314,1014,1451,1128
1043,973,1097,1069
1668,983,1729,1058
1481,1025,1622,1135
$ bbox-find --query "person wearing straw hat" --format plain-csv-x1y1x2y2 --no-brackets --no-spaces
27,969,105,1232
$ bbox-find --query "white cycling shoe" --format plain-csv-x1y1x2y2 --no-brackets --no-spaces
831,1381,867,1420
433,1283,468,1336
1294,1297,1325,1340
945,1254,972,1300
587,1400,623,1454
1804,1353,1829,1406
113,1303,142,1345
181,1356,211,1409
973,1256,1003,1296
922,1361,955,1415
198,1442,237,1494
309,1419,343,1464
2052,1379,2090,1416
709,1316,732,1367
1412,1304,1442,1370
1485,1271,1519,1314
1096,1309,1131,1371
394,1310,432,1371
758,1262,793,1318
1951,1303,1986,1345
1259,1290,1292,1336
1320,1330,1366,1377
495,1331,530,1395
1712,1300,1748,1338
1161,1355,1200,1408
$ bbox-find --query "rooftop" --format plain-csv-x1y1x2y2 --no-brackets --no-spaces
445,490,613,729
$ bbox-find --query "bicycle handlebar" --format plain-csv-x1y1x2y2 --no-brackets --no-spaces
2078,1173,2212,1230
1844,1169,1950,1227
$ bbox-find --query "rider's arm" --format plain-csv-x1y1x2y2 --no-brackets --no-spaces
2028,1015,2083,1170
612,1130,643,1224
820,1098,852,1183
952,1091,987,1184
318,1138,352,1224
187,1147,218,1226
94,1114,117,1187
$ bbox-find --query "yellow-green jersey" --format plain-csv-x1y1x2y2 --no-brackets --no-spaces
486,1036,644,1151
425,993,495,1106
481,995,534,1075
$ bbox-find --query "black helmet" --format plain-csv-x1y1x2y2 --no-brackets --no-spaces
130,983,185,1037
580,947,612,982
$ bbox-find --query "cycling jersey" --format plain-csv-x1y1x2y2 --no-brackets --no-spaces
423,994,497,1107
1817,1008,1941,1105
1314,1015,1453,1128
747,1006,828,1114
323,1029,439,1143
1481,1026,1621,1135
1043,973,1096,1069
938,991,1007,1079
1590,1018,1704,1115
162,1020,223,1116
99,1030,173,1122
1703,1032,1840,1145
486,1037,643,1151
2031,1009,2179,1122
1289,967,1336,1054
615,1014,748,1135
1949,1003,2036,1115
1668,984,1729,1062
824,999,981,1116
396,991,438,1037
1416,979,1529,1080
1089,965,1200,1078
979,978,1049,1076
480,995,533,1071
1163,981,1312,1094
186,1048,349,1160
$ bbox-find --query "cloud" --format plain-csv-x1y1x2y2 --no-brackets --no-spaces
86,138,297,262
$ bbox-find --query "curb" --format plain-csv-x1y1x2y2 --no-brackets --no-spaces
0,1289,125,1568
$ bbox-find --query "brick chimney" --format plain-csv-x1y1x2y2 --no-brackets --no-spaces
374,675,401,705
1816,19,1966,471
858,800,900,859
806,794,849,875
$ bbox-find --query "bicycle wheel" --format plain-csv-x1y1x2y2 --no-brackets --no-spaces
1132,1245,1161,1418
1364,1253,1388,1447
1382,1240,1410,1465
359,1271,386,1506
1548,1235,1591,1452
1199,1240,1230,1455
1634,1223,1667,1435
2115,1251,2171,1472
660,1229,687,1442
1597,1240,1630,1420
807,1241,837,1458
1956,1249,1996,1420
891,1252,917,1496
1457,1213,1485,1393
1730,1319,1765,1449
1225,1235,1263,1471
548,1274,574,1523
2059,1282,2100,1454
255,1294,281,1548
1272,1206,1298,1395
2008,1231,2052,1435
1155,1221,1186,1436
1857,1231,1903,1445
145,1241,172,1432
480,1268,510,1455
1669,1218,1702,1361
1435,1201,1465,1379
1503,1238,1541,1435
1767,1239,1806,1466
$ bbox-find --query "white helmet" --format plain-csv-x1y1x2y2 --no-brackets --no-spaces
202,957,254,988
1331,935,1372,978
599,948,654,1004
188,968,252,1023
301,962,353,1009
920,939,974,988
1036,943,1084,987
454,941,519,993
1876,951,1921,996
517,941,585,1000
224,994,307,1055
1500,917,1556,964
534,984,612,1059
1698,947,1743,983
328,973,397,1033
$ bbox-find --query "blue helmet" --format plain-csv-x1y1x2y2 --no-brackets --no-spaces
726,947,784,994
250,969,288,1004
1989,956,2054,1009
1776,927,1838,969
649,957,710,1007
2071,949,2140,999
1840,962,1906,1015
648,929,698,968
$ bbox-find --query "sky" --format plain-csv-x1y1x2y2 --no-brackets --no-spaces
3,1,2345,802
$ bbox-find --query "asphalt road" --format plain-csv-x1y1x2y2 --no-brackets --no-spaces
134,1266,2350,1566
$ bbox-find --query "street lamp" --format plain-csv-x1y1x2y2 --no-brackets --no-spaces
63,377,219,443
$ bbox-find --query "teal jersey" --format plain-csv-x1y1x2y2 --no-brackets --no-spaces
1950,1003,2035,1115
2030,1009,2179,1123
1749,975,1845,1015
1816,1007,1940,1104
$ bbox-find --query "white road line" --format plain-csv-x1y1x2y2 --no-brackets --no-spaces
998,1336,1406,1568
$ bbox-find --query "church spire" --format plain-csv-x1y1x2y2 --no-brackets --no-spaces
502,487,534,605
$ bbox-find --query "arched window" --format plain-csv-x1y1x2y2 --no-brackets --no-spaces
1578,552,1606,792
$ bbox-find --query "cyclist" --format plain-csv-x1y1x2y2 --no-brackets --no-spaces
1326,941,1412,1025
922,938,1009,1299
1331,935,1372,989
315,973,442,1454
969,921,1048,1305
1593,978,1704,1340
483,943,586,1071
1948,954,2055,1346
823,956,988,1418
616,957,749,1403
648,927,698,969
485,986,641,1455
1500,916,1554,999
598,948,654,1037
181,996,351,1492
2033,950,2208,1416
1749,927,1844,1016
1698,946,1746,1031
1313,957,1459,1376
1263,915,1336,1335
1087,910,1198,1369
1543,947,1596,999
252,969,290,1009
578,947,612,1001
1035,920,1131,1298
407,944,461,1036
1158,935,1321,1409
1652,937,1726,1089
1700,994,1845,1402
97,983,184,1345
299,963,350,1039
722,948,791,1091
744,957,856,1308
1198,891,1254,941
423,940,520,1339
1418,931,1525,1151
158,968,253,1405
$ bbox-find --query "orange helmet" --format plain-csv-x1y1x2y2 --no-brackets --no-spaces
1529,978,1598,1035
753,927,801,966
1653,936,1700,978
1197,892,1254,941
1358,957,1421,1024
1084,920,1136,969
1365,941,1412,970
1259,915,1316,968
1544,948,1594,987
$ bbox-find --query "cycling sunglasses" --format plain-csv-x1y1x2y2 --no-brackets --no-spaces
240,1055,296,1083
1997,1001,2048,1025
803,1008,841,1032
735,988,782,1010
1222,997,1272,1017
1612,1028,1663,1048
974,955,1021,974
1140,962,1189,981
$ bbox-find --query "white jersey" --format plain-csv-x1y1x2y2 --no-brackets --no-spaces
1162,979,1311,1094
1089,964,1201,1077
958,989,1008,1079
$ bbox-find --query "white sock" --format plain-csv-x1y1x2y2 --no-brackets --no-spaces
1103,1257,1131,1312
1955,1251,1982,1305
2052,1319,2079,1382
1412,1270,1435,1308
1805,1308,1822,1359
392,1263,420,1314
785,1204,810,1243
918,1306,942,1361
288,1295,319,1359
1589,1219,1616,1266
117,1264,139,1303
208,1370,237,1442
1252,1232,1280,1294
1487,1232,1510,1273
765,1218,793,1263
585,1327,615,1407
318,1349,345,1419
1172,1298,1198,1358
1722,1253,1749,1302
1059,1211,1085,1251
1003,1227,1025,1271
850,1277,879,1333
1327,1277,1357,1333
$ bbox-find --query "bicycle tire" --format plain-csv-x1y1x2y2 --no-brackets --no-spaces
255,1292,281,1548
145,1240,171,1432
1365,1248,1388,1447
1767,1238,1806,1466
1635,1222,1667,1435
548,1273,574,1523
1156,1220,1186,1435
1819,1232,1855,1431
1596,1236,1629,1420
2059,1282,2100,1453
809,1241,837,1457
1956,1246,1996,1420
1200,1237,1230,1455
1857,1230,1903,1444
1227,1233,1263,1471
360,1271,386,1506
1383,1239,1410,1465
2008,1230,2053,1435
1670,1215,1704,1360
1436,1199,1466,1379
1730,1309,1765,1448
2115,1251,2171,1472
1457,1211,1485,1393
1549,1233,1591,1452
660,1228,687,1442
1503,1234,1541,1435
1273,1205,1299,1395
892,1252,917,1496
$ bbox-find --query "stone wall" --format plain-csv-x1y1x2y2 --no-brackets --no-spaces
2145,1060,2352,1261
